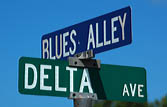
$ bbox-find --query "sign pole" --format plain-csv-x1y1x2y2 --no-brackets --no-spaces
69,92,97,107
74,97,92,107
68,50,99,107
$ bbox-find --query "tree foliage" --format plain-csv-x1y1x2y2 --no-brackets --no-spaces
93,95,167,107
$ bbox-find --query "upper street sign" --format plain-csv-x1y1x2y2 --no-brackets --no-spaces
19,57,147,102
42,6,132,60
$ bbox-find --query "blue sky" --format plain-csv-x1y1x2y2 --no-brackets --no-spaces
0,0,167,106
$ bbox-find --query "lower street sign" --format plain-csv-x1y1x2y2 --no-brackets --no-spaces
18,57,147,102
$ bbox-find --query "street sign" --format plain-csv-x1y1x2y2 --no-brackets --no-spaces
41,6,132,60
19,57,147,102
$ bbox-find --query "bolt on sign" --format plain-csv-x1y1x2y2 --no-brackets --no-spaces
41,6,132,60
19,57,147,102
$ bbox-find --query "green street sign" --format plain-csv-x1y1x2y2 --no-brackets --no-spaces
18,57,147,102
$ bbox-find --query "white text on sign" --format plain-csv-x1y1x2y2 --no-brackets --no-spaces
122,83,144,98
24,63,93,93
42,13,127,59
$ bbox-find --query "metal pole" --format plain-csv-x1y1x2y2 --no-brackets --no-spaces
74,99,93,107
68,50,99,107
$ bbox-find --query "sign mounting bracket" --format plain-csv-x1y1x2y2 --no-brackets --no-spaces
69,92,97,100
68,50,100,107
68,50,101,69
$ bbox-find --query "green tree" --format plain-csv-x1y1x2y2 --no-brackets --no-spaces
103,101,112,107
161,95,167,107
115,101,148,107
155,99,160,107
147,102,154,107
93,94,167,107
